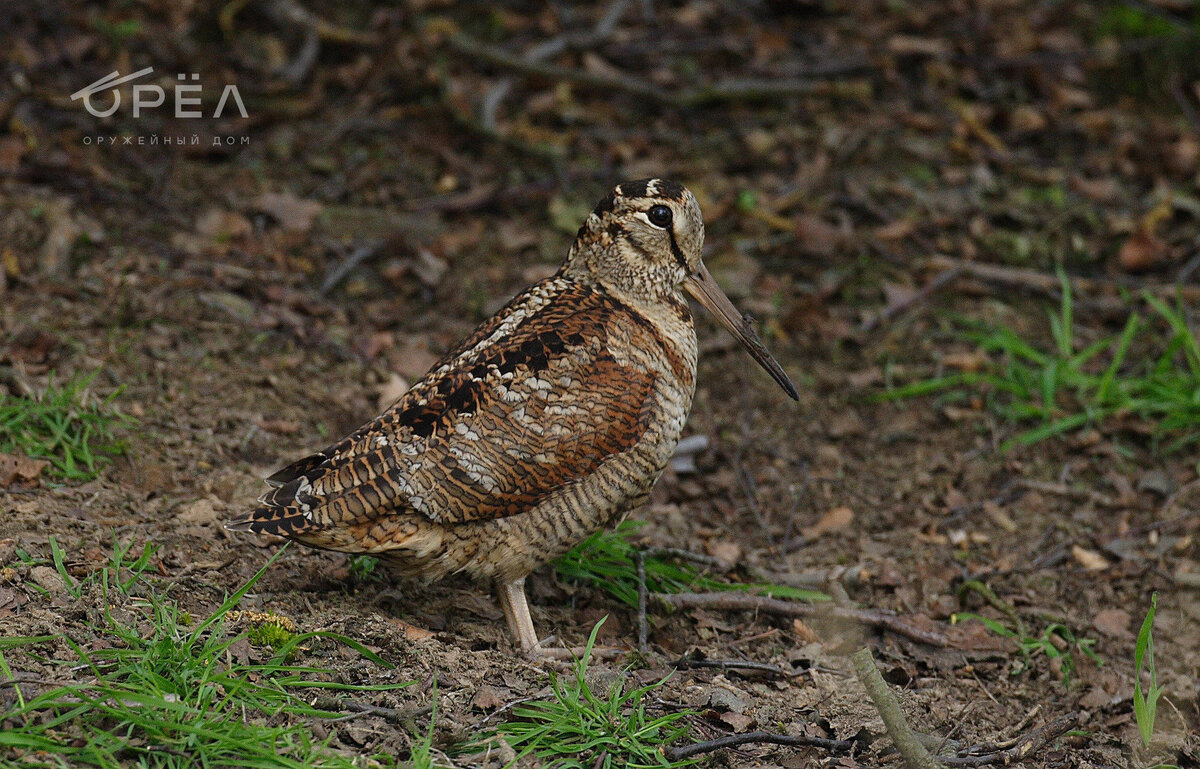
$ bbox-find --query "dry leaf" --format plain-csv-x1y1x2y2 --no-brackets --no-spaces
1070,175,1119,203
794,214,842,257
881,282,918,307
705,540,742,567
254,192,322,232
387,617,435,641
801,506,854,539
39,198,82,275
0,452,48,488
1117,230,1166,273
0,135,25,174
1009,105,1047,133
0,586,26,619
982,501,1017,532
196,207,252,240
792,618,819,643
826,411,863,438
257,419,300,435
886,35,950,57
413,248,448,287
30,566,66,595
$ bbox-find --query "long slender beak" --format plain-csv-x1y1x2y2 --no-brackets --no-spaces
684,261,799,400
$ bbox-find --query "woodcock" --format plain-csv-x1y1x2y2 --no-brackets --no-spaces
227,179,798,654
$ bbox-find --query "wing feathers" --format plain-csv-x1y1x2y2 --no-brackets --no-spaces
229,278,661,543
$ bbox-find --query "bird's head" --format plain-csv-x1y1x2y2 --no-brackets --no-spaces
564,178,798,400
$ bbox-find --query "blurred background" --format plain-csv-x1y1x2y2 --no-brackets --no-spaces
1,1,1198,766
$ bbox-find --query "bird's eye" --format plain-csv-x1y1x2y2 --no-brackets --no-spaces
647,205,673,228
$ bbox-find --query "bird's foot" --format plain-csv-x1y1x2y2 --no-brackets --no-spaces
525,635,625,661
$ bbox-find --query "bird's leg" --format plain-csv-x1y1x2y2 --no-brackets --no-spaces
495,577,628,661
495,576,540,653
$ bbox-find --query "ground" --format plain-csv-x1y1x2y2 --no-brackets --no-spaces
1,1,1199,767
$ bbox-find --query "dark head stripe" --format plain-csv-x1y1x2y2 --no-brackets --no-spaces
591,192,617,217
617,179,650,198
602,179,688,214
652,179,685,200
666,229,688,269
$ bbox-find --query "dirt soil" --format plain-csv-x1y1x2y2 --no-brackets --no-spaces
2,1,1199,767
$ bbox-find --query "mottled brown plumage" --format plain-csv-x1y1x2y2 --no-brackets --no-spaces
227,178,797,654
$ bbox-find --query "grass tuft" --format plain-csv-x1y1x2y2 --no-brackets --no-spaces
490,619,698,768
409,681,447,769
554,521,828,607
0,370,135,480
953,611,1100,687
1133,592,1164,750
880,278,1200,453
349,554,385,584
1,543,411,768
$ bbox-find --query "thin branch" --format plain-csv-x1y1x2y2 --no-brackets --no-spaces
654,592,952,647
852,648,943,769
940,713,1079,767
665,730,855,761
925,255,1200,303
641,547,728,570
861,267,962,332
443,30,835,108
672,654,791,678
319,240,384,296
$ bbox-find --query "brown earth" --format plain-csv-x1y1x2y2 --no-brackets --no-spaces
2,1,1199,766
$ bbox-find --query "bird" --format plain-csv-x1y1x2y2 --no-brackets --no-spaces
227,178,798,655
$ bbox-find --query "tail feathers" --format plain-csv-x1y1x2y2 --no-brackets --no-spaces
265,450,332,487
224,506,322,537
226,475,323,537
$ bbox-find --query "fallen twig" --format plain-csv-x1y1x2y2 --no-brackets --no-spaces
940,712,1078,766
481,0,629,132
664,729,855,761
444,29,842,108
319,240,385,296
672,653,791,678
861,266,962,332
1016,478,1115,507
641,547,728,570
852,648,942,769
654,592,952,647
433,67,566,160
326,699,410,724
925,255,1200,303
1178,250,1200,283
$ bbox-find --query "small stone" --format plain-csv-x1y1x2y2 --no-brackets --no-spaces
30,565,66,595
1071,545,1109,571
1092,608,1132,639
471,684,508,711
1136,470,1176,498
719,711,756,732
705,681,750,714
